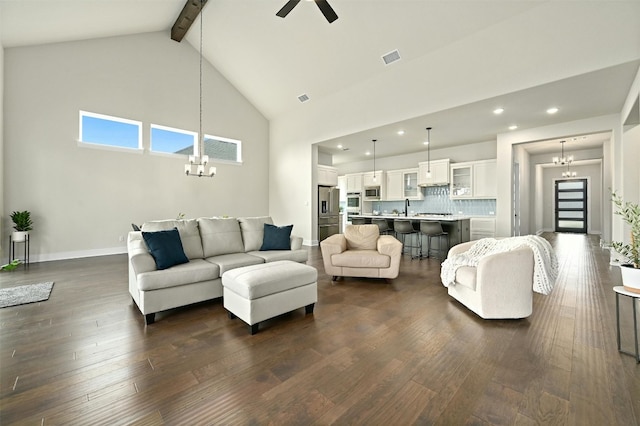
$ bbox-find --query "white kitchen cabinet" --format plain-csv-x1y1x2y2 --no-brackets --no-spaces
473,160,497,198
385,170,403,200
418,159,450,186
362,170,385,188
450,159,496,199
470,217,496,240
345,173,363,193
317,165,338,186
384,168,423,201
337,176,347,201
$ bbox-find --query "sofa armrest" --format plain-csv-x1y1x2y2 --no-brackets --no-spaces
448,240,476,257
377,235,403,257
320,234,347,256
290,234,303,251
128,231,157,275
475,246,534,306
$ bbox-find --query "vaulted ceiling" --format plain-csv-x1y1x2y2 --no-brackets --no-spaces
2,1,639,163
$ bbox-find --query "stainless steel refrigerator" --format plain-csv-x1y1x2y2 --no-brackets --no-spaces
318,186,340,241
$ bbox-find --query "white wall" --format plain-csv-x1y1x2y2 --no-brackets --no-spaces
497,114,621,239
0,36,4,255
270,2,640,244
538,162,602,234
3,32,269,262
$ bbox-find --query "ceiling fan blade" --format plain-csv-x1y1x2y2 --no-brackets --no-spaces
315,0,338,23
276,0,301,18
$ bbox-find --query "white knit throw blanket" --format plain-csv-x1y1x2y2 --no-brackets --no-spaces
440,236,559,295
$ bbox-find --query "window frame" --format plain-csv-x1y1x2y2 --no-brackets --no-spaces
150,123,198,157
203,133,243,164
78,110,143,152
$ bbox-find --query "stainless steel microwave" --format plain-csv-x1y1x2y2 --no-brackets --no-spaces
364,186,380,200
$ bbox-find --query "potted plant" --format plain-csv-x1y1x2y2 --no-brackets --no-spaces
10,210,33,242
611,191,640,293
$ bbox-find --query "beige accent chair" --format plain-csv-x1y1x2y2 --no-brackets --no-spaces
445,240,535,319
320,224,403,280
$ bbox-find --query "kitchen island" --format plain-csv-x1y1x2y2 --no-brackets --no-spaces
358,214,471,252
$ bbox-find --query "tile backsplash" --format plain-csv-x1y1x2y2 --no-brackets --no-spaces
365,185,496,216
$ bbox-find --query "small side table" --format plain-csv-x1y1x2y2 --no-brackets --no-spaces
614,286,640,363
8,234,30,266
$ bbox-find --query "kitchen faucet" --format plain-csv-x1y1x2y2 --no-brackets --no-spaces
404,198,410,217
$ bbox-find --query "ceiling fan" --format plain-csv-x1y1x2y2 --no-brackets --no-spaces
276,0,338,23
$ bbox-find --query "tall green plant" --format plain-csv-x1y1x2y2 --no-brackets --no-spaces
611,191,640,269
10,211,33,232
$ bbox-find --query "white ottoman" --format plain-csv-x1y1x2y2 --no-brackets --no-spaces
222,260,318,334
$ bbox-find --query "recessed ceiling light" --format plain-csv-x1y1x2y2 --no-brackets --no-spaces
337,144,343,149
547,107,559,114
509,125,518,130
397,130,405,135
423,141,429,145
493,108,504,115
365,151,371,156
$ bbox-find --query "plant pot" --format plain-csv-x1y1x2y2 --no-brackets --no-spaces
620,264,640,294
12,231,28,242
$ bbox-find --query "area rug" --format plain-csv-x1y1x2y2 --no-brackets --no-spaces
0,282,54,308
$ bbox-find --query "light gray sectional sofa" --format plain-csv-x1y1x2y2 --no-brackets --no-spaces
127,216,308,324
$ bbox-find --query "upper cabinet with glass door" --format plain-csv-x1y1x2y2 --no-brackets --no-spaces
385,168,423,201
450,159,496,199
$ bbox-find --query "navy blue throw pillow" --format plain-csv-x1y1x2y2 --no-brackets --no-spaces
260,223,293,251
142,228,189,270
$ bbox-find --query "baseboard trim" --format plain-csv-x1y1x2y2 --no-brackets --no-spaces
28,247,127,263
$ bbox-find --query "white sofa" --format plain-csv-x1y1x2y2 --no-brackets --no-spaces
128,216,308,324
444,240,535,319
320,224,403,280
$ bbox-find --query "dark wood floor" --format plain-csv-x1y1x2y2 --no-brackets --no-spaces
1,233,639,425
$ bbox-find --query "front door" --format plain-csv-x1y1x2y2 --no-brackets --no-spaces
555,179,587,233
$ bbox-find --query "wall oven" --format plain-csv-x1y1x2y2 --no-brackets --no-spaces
346,192,361,211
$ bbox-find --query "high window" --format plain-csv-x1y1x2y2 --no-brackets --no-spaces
150,124,197,155
79,111,142,150
203,134,242,163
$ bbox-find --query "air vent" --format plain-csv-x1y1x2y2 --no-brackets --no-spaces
382,49,401,65
298,94,310,103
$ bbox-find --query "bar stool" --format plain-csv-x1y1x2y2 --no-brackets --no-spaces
372,218,393,236
351,217,367,225
419,221,449,259
394,219,420,258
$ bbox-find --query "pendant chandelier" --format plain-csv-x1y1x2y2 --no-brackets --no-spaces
185,0,216,178
553,140,576,178
425,127,432,178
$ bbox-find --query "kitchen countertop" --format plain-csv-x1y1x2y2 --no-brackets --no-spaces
359,214,471,221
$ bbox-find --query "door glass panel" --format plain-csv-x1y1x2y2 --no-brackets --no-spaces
558,192,583,199
558,220,584,229
558,211,584,219
558,181,584,190
558,201,584,209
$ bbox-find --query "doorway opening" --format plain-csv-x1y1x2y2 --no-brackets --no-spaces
555,179,587,233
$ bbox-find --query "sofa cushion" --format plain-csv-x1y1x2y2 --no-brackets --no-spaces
137,259,220,291
238,216,274,251
222,260,317,300
344,225,379,251
141,219,204,260
454,266,477,291
332,250,391,268
205,252,264,275
142,228,189,270
248,249,308,263
198,217,245,257
260,223,293,251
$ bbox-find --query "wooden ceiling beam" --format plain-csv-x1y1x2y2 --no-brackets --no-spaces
171,0,209,42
